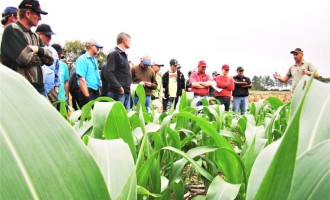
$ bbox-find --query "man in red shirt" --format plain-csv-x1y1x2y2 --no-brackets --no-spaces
190,60,212,106
215,64,235,111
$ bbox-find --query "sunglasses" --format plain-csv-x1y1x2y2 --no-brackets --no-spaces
239,70,244,72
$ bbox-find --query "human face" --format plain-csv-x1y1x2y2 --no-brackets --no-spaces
170,65,178,72
198,65,207,74
152,65,160,73
26,10,41,27
222,68,229,76
123,38,131,49
39,33,52,45
237,70,244,77
92,45,101,56
293,52,303,63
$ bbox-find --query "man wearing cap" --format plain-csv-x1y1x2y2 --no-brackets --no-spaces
209,71,219,97
215,64,235,111
75,39,103,107
52,44,69,104
1,0,53,94
36,23,60,101
232,66,251,114
131,55,158,111
1,6,18,62
190,60,212,106
151,61,164,113
273,48,319,92
162,58,185,111
105,32,132,110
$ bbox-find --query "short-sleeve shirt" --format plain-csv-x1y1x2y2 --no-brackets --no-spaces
58,61,69,101
75,52,101,90
286,61,315,91
189,72,211,95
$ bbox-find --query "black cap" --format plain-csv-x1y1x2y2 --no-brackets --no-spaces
36,24,55,35
290,48,303,54
18,0,48,15
51,44,63,54
170,58,179,66
237,66,244,71
212,71,219,76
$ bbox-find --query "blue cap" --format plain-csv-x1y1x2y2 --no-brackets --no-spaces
2,7,18,18
143,61,151,66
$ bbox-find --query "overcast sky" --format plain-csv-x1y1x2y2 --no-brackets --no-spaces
1,0,330,78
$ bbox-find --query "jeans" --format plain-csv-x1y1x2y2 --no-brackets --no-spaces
194,95,209,106
108,92,131,110
215,96,231,111
232,96,248,114
134,95,151,112
166,97,175,111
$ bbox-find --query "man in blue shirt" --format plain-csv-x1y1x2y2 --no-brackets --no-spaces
75,39,102,107
36,23,60,102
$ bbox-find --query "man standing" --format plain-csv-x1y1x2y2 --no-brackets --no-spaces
232,66,251,114
105,32,132,110
190,60,212,106
215,64,235,112
131,55,158,111
273,48,319,92
36,23,60,101
151,61,164,113
52,44,69,103
75,39,103,107
1,0,53,94
1,6,18,62
162,58,185,111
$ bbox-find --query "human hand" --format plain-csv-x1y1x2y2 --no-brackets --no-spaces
119,87,124,94
144,82,152,87
273,72,281,80
139,81,145,86
301,67,308,75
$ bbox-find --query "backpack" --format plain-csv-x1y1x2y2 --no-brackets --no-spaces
69,67,79,95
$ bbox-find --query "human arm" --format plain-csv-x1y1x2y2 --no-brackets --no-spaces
79,77,89,97
144,71,158,90
273,72,290,83
302,63,319,78
1,25,53,67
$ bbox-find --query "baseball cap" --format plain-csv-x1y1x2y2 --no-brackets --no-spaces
51,44,63,54
290,48,303,54
86,39,103,48
222,64,230,70
152,62,164,67
237,66,244,71
141,55,151,65
2,7,18,17
36,24,55,35
170,58,179,66
198,60,207,67
212,71,219,76
18,0,48,15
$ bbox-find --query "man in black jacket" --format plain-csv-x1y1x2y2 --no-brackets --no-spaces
104,32,132,110
232,66,251,114
162,58,185,111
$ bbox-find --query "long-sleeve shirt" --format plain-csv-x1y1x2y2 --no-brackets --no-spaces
215,75,235,98
1,21,54,92
152,72,163,100
233,75,251,97
42,46,61,94
131,65,157,96
105,46,132,93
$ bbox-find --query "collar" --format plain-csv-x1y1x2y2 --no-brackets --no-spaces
16,21,31,32
116,45,125,53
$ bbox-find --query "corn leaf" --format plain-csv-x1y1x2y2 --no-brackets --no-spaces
0,66,110,200
206,175,241,200
87,138,135,200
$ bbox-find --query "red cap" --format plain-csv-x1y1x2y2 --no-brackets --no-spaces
198,60,207,67
222,64,230,70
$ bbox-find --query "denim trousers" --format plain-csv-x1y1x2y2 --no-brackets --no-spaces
108,92,131,110
134,95,151,112
232,96,248,114
194,95,209,106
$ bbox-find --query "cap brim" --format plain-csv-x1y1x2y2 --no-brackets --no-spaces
35,9,48,15
95,45,103,48
44,31,56,35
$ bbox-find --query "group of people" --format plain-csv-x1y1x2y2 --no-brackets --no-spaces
1,0,320,115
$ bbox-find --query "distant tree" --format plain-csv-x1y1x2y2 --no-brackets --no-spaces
252,76,263,90
63,40,107,70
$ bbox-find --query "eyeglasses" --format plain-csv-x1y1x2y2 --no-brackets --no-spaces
239,70,244,72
